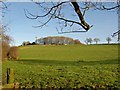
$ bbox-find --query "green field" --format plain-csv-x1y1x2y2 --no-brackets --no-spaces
2,44,119,89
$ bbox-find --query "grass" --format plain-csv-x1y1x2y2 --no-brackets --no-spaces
2,44,119,89
19,44,118,61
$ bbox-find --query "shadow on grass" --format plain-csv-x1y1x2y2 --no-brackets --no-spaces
15,59,119,66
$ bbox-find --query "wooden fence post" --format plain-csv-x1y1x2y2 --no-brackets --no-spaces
7,68,14,84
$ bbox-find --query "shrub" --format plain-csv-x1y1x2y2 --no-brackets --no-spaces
31,42,36,45
1,41,10,60
7,46,19,60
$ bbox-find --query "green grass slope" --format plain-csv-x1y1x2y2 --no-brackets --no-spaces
19,44,118,61
2,44,119,89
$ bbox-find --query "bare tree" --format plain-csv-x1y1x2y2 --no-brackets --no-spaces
106,37,112,44
0,1,15,60
0,1,9,41
0,26,13,60
24,1,120,34
94,38,100,44
85,39,88,45
85,38,92,45
0,6,12,60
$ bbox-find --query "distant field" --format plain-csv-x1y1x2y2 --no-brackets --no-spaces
2,44,119,89
19,44,118,61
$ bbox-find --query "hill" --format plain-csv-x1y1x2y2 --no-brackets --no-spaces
19,44,118,61
2,44,119,89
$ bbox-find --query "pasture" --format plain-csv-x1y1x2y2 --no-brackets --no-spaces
2,44,119,89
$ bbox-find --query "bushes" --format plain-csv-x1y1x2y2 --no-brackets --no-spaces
2,41,10,60
1,41,19,60
7,46,19,60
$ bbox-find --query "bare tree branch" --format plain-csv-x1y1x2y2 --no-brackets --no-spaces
24,2,67,19
71,1,91,31
53,14,93,30
25,1,93,33
102,4,120,10
56,26,86,34
112,30,120,37
24,1,119,34
33,6,58,28
0,1,7,9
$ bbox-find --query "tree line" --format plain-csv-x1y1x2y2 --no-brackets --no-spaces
85,37,112,45
22,36,82,46
22,36,115,46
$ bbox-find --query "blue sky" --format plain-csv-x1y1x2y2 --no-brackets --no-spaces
3,2,118,46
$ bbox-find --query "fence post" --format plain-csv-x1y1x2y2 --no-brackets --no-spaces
7,68,14,84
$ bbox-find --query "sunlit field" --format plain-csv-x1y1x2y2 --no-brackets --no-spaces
2,44,119,89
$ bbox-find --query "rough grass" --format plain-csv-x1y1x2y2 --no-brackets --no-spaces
2,44,119,89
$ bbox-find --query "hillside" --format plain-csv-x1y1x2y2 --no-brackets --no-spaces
2,44,119,89
19,44,118,61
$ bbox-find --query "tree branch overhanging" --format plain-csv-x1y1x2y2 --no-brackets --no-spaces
71,1,91,31
24,2,67,19
0,1,7,9
33,6,58,28
24,1,93,33
25,1,120,34
112,30,120,37
102,4,120,10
